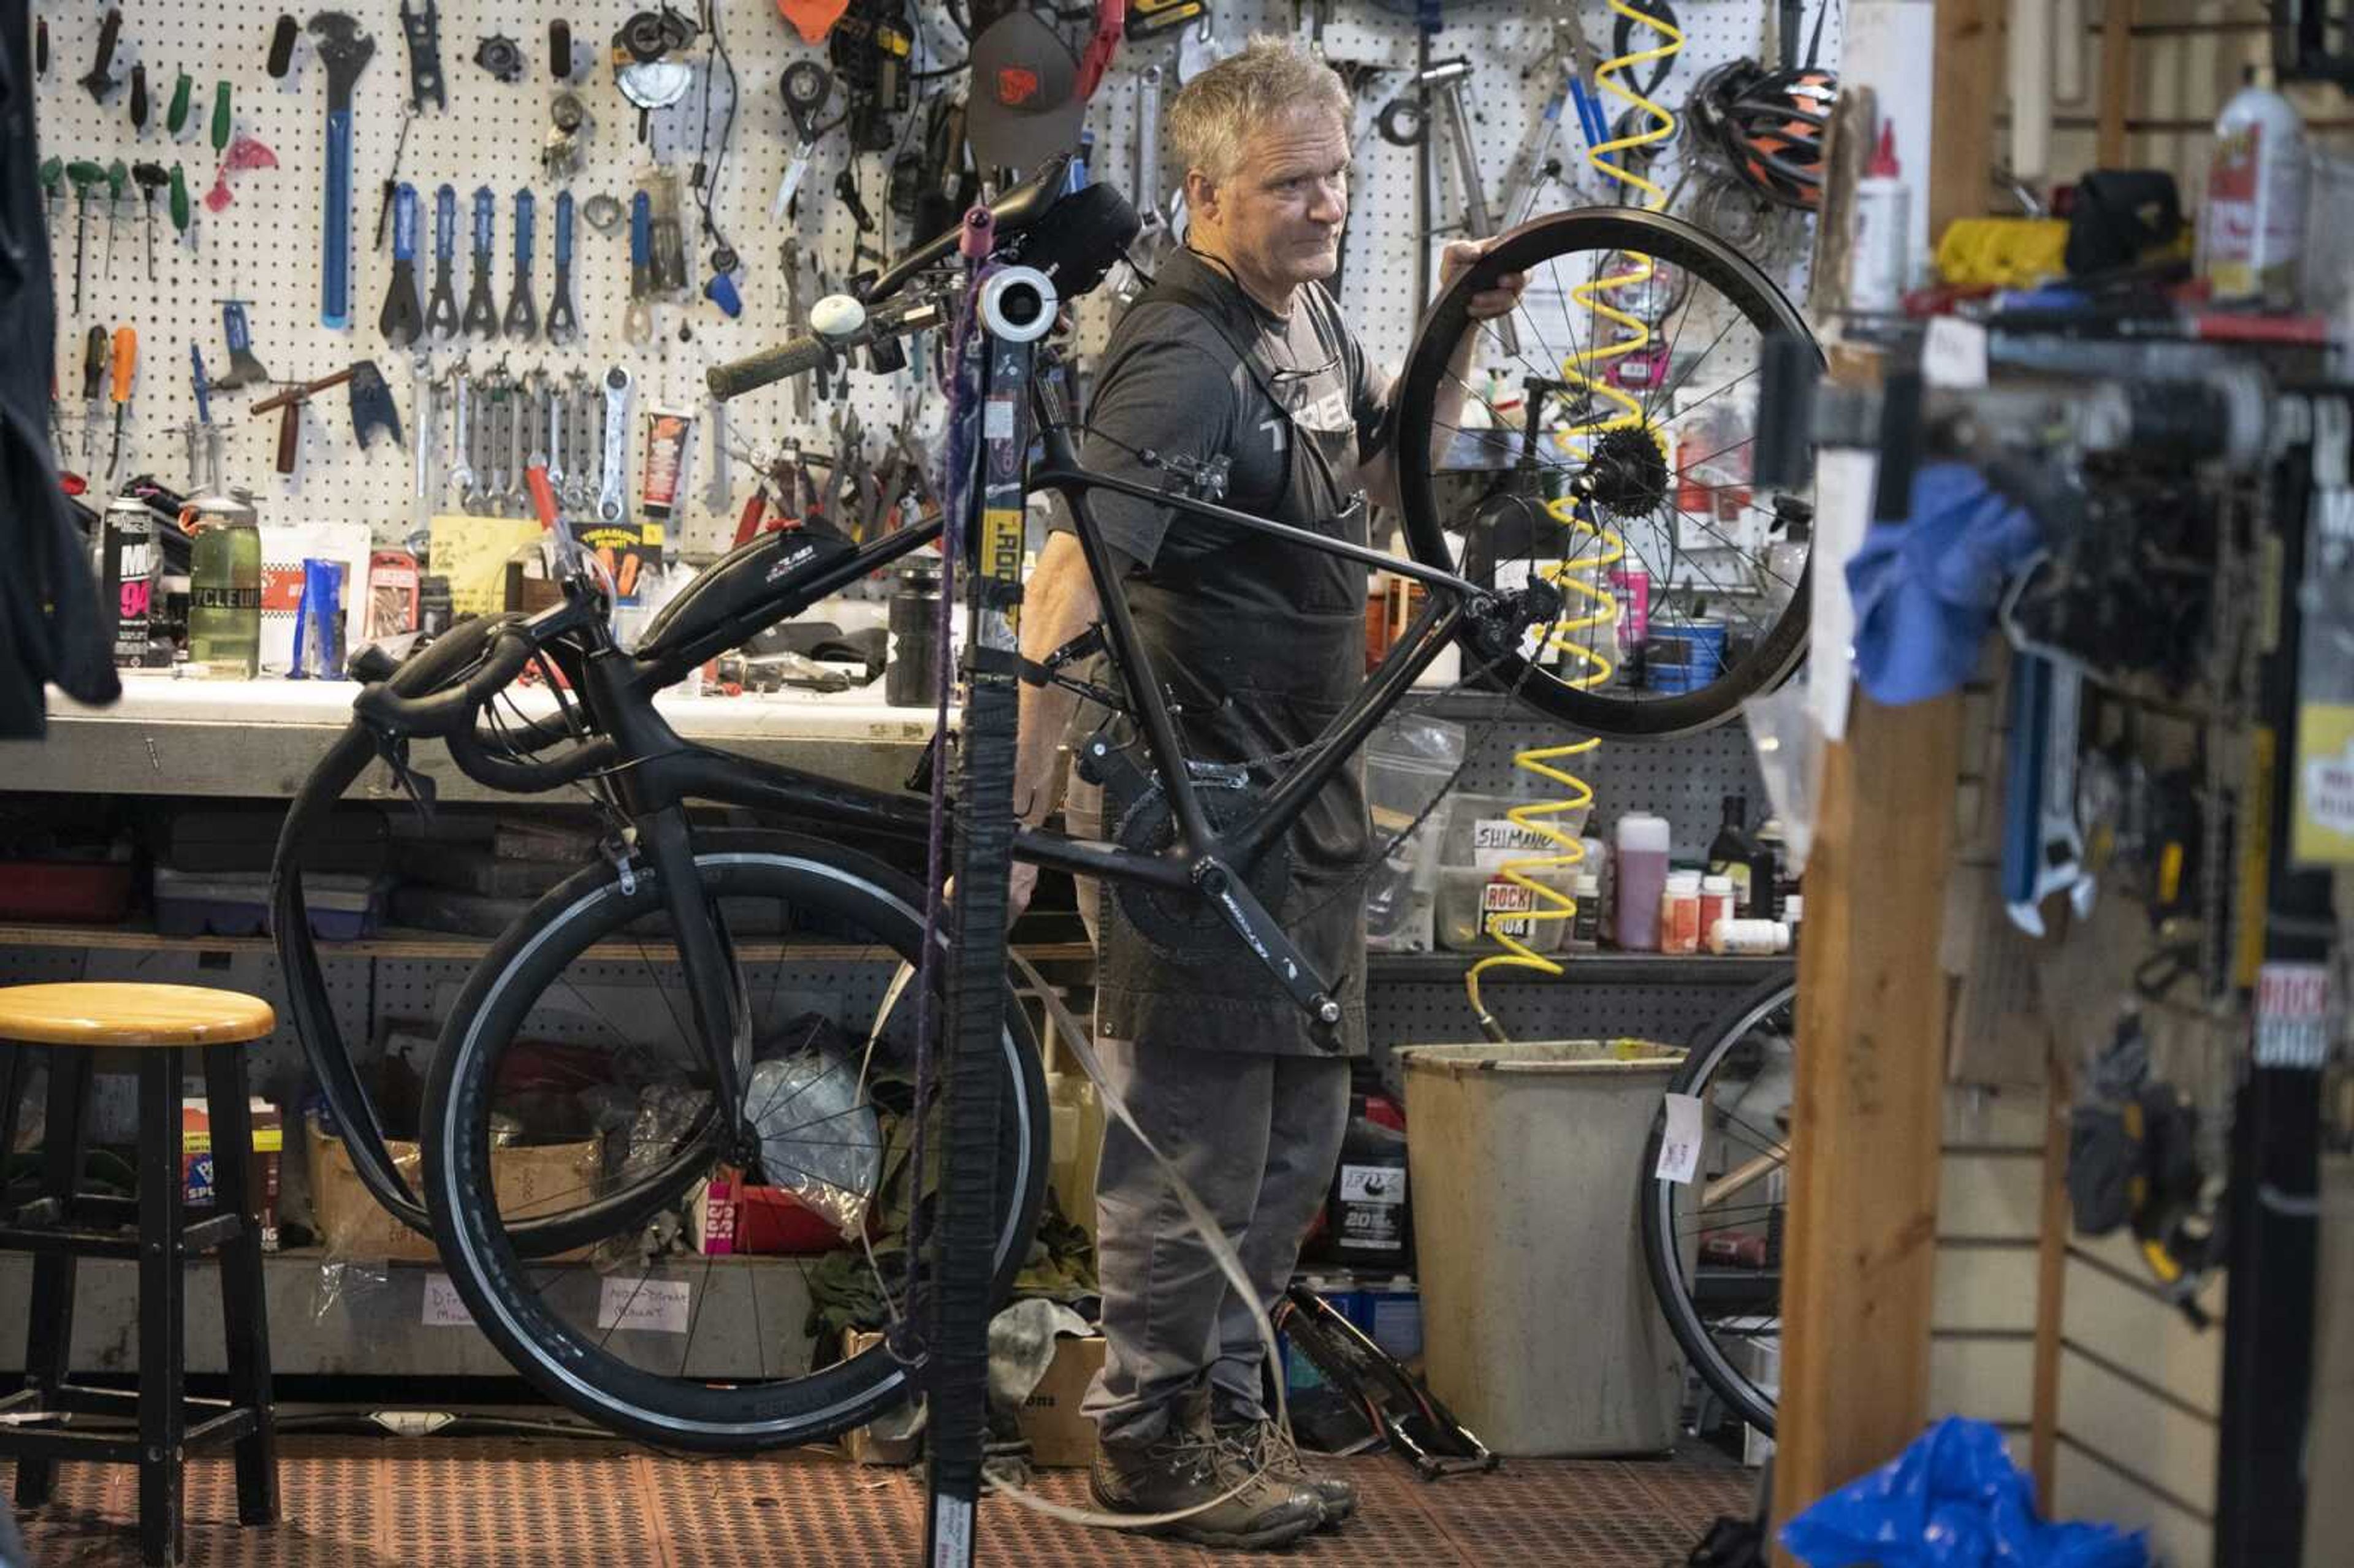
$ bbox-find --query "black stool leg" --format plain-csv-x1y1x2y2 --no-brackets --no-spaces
135,1052,185,1567
14,1048,93,1510
0,1043,26,1204
200,1043,276,1527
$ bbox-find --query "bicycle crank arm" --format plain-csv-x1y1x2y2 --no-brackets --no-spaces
1193,858,1345,1047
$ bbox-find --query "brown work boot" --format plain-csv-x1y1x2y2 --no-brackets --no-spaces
1215,1415,1357,1528
1089,1417,1324,1550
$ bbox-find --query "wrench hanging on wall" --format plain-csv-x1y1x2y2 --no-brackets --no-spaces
1381,57,1518,355
307,15,377,330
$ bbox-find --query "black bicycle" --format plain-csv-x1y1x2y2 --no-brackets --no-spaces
272,156,1819,1450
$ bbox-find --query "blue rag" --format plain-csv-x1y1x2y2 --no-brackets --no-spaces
1845,463,2045,705
1782,1417,2148,1568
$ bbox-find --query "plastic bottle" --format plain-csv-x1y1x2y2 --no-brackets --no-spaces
1569,871,1602,951
1699,874,1736,943
1750,819,1786,919
1708,918,1791,956
1660,869,1702,955
1707,794,1754,911
1848,121,1911,313
2204,69,2309,311
1783,892,1805,952
1614,813,1672,951
187,513,261,679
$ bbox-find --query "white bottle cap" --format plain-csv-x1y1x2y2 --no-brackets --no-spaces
1615,812,1672,853
1666,869,1701,894
1702,874,1734,896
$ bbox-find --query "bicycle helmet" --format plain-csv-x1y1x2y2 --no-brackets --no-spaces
1712,64,1837,210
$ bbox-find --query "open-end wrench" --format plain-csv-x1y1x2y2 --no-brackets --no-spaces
503,188,538,340
769,63,833,219
565,371,598,513
307,15,377,330
545,191,579,344
446,365,475,509
624,192,653,346
2002,653,2098,937
505,373,531,514
461,186,499,340
484,374,512,514
598,366,632,523
703,397,730,514
424,183,461,341
543,375,566,502
410,354,436,541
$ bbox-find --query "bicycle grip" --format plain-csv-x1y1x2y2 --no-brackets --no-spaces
706,335,831,402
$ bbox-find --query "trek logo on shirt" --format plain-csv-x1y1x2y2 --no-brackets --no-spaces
1260,379,1355,453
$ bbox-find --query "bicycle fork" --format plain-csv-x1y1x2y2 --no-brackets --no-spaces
636,809,753,1126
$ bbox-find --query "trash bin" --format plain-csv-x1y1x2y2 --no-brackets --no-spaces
1398,1040,1684,1456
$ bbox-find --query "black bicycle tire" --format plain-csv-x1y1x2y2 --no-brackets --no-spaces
421,834,1048,1450
1639,972,1795,1436
1393,206,1821,740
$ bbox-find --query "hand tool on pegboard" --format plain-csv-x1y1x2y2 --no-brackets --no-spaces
80,7,124,102
78,327,107,482
268,15,302,79
129,66,150,135
546,192,581,345
211,300,272,391
771,62,834,220
598,367,633,523
306,13,377,330
503,188,539,340
101,159,127,280
168,163,192,249
425,184,462,341
105,325,139,479
64,160,104,314
373,109,414,250
166,70,193,137
249,361,404,475
39,157,64,238
1381,56,1517,353
462,186,500,340
131,163,167,281
379,183,425,348
399,0,446,110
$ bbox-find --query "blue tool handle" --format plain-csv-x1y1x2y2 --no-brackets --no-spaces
189,344,213,425
435,183,456,263
1998,653,2049,909
555,191,574,262
703,271,742,318
630,191,650,267
512,189,535,266
223,300,251,354
392,183,418,262
471,186,494,260
322,106,355,327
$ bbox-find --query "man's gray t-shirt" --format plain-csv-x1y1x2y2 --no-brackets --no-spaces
1054,248,1394,1057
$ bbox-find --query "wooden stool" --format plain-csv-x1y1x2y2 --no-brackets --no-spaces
0,983,281,1566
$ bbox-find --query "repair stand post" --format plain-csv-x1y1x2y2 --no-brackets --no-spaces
922,298,1037,1568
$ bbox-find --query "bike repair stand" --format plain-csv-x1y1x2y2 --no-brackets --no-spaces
922,218,1063,1568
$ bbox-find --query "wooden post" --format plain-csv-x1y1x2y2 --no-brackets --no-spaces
1767,696,1962,1558
1768,8,1993,1553
2098,0,2137,169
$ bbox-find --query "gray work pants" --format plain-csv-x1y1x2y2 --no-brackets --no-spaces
1079,1037,1351,1446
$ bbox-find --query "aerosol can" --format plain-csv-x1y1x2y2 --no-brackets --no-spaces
2203,69,2308,311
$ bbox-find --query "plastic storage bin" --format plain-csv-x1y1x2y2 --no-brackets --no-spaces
1399,1040,1684,1455
1435,865,1579,953
1440,793,1593,869
154,867,384,940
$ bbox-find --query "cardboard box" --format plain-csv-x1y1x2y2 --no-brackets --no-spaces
306,1120,598,1263
181,1098,283,1251
839,1327,1105,1467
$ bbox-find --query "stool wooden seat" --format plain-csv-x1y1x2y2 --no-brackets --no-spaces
0,983,280,1566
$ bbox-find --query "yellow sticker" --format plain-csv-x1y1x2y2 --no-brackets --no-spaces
980,508,1024,583
2291,700,2354,866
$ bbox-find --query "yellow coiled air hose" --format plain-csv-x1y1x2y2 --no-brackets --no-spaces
1465,1,1683,1043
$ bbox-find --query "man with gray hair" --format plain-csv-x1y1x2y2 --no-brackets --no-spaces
1006,35,1525,1548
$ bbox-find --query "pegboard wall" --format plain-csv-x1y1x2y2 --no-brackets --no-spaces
36,0,1835,559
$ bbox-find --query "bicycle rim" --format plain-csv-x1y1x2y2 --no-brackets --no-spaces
422,837,1047,1450
1394,207,1820,739
1641,976,1794,1435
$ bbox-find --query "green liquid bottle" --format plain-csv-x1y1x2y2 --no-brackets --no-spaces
188,514,262,678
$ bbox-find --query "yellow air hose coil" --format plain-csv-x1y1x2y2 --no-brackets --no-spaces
1465,1,1684,1043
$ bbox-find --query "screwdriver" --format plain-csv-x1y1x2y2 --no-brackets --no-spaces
80,325,106,479
64,159,105,314
38,156,62,233
103,158,127,278
167,71,193,137
107,325,138,480
132,162,169,281
211,81,232,157
169,164,192,249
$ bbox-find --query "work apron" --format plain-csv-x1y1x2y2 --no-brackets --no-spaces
1074,265,1374,1059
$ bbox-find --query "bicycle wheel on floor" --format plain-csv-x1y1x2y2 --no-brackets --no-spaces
421,832,1048,1451
1392,207,1821,739
1641,975,1794,1436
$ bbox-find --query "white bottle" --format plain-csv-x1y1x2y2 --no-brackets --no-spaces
1708,918,1791,956
2204,70,2309,311
1848,121,1911,314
